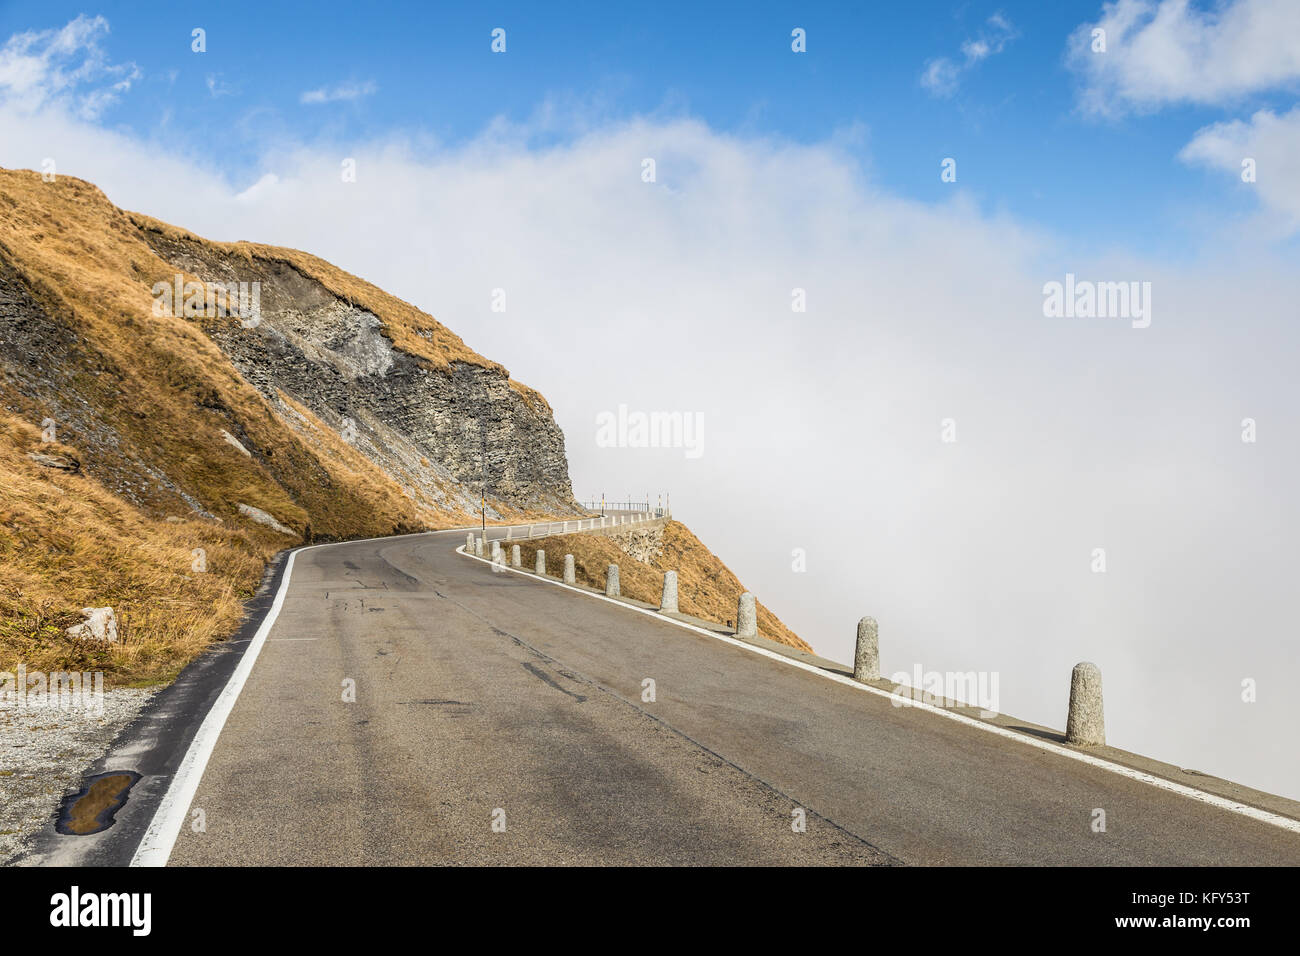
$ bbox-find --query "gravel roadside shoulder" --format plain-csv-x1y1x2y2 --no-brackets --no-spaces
0,688,156,864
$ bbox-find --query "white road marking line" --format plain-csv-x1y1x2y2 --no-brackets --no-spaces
458,544,1300,836
131,548,301,866
129,523,487,867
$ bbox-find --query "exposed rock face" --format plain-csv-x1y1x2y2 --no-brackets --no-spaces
237,503,295,535
609,526,665,565
66,607,118,643
136,230,576,515
26,452,79,472
0,256,219,519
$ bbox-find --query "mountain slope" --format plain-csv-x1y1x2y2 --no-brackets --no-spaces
0,168,578,682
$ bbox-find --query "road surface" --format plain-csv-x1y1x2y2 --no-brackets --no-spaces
26,521,1300,866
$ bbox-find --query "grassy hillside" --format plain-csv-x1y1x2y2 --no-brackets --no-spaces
0,412,271,685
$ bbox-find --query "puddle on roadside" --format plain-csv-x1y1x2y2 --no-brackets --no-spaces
55,771,141,836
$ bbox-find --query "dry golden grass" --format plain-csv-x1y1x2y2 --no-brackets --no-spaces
514,520,811,653
0,413,270,685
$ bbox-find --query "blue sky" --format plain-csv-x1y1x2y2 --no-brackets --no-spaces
2,0,1296,261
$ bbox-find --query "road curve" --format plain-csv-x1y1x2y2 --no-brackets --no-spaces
70,523,1300,865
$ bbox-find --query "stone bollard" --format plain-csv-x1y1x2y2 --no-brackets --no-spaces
466,533,474,552
737,592,757,638
491,539,500,559
1066,662,1106,746
853,617,880,682
474,537,484,557
660,571,678,612
605,564,620,597
536,549,546,575
563,554,576,584
511,545,521,568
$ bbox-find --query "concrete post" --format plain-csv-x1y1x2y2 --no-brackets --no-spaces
511,545,521,568
474,537,483,557
563,554,576,584
1066,662,1105,746
466,533,474,552
737,592,757,637
491,540,500,559
535,549,546,575
606,564,620,598
660,571,678,612
527,525,534,538
853,617,880,682
506,527,512,540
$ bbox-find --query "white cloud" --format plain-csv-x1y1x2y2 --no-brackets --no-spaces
1069,0,1300,115
4,22,1300,802
234,172,281,203
921,12,1018,97
300,80,377,105
206,73,234,98
920,58,962,97
1180,105,1300,231
0,14,139,119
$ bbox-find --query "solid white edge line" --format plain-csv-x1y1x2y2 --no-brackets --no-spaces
459,543,1300,836
129,524,485,867
130,548,304,866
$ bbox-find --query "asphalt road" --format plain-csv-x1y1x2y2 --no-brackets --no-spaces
160,523,1300,866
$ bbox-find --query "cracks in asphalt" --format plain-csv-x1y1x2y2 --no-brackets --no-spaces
521,662,588,702
431,580,905,865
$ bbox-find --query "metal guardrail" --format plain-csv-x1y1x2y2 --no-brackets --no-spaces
578,498,670,517
496,513,664,539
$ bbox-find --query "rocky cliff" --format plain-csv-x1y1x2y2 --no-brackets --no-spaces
133,223,575,517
